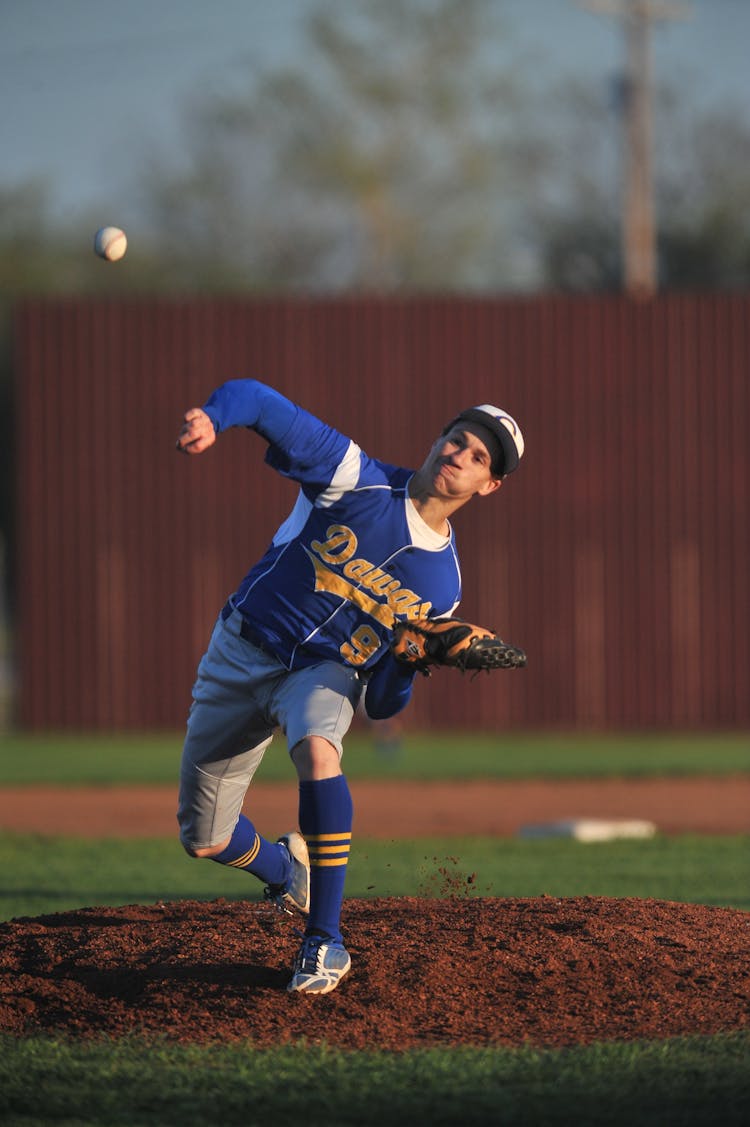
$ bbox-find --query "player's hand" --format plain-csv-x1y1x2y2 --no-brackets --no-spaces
176,408,216,455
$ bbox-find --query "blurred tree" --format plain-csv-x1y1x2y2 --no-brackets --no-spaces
1,0,750,299
141,0,535,291
525,79,750,292
520,79,623,291
655,103,750,288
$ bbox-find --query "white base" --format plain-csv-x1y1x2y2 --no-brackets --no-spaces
519,818,657,843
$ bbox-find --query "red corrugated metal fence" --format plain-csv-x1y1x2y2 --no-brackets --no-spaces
14,294,750,730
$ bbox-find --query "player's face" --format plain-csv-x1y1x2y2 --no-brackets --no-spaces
421,425,502,501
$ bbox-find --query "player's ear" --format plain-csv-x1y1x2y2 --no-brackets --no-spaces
476,477,502,498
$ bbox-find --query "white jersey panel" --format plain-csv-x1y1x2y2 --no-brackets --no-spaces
316,440,362,508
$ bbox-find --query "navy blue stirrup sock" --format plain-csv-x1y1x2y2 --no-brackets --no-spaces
298,775,353,944
210,814,289,886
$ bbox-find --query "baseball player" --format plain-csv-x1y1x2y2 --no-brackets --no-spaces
175,379,524,995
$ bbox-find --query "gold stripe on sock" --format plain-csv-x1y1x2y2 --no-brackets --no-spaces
307,832,351,868
305,832,352,842
226,835,261,868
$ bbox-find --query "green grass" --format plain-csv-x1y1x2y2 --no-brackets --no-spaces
2,832,748,922
1,730,748,784
0,1033,748,1126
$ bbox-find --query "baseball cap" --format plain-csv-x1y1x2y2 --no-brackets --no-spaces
443,405,524,478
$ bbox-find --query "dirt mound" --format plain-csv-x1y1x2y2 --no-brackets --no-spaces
1,896,747,1050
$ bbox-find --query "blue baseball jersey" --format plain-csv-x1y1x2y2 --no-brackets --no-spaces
204,380,462,673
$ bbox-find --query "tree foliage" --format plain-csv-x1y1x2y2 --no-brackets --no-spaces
141,0,536,291
1,0,750,295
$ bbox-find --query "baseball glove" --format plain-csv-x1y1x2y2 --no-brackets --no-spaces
391,618,527,676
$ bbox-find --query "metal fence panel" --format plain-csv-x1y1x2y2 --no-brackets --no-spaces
14,294,750,730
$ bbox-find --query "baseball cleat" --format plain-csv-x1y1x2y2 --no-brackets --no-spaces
287,933,351,995
264,831,310,915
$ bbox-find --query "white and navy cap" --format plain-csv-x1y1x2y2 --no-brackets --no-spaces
443,404,524,478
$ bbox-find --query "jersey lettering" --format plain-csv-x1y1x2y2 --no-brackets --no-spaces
306,551,396,627
305,528,433,628
310,525,358,564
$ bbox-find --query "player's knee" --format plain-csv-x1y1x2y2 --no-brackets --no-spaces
179,833,230,859
291,735,342,781
190,843,227,859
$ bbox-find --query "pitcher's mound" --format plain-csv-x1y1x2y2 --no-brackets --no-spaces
1,896,747,1049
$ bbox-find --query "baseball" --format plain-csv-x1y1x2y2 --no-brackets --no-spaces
94,226,127,262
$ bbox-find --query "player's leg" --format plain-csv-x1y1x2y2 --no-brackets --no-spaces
272,662,361,994
289,737,353,994
177,611,306,904
179,715,303,893
293,735,352,942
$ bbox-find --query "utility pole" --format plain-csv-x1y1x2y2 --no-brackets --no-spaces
581,0,690,298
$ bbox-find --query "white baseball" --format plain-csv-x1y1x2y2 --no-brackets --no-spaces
94,226,127,262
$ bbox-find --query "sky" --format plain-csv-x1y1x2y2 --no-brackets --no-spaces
1,0,748,229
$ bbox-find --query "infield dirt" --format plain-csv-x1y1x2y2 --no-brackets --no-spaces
1,775,749,837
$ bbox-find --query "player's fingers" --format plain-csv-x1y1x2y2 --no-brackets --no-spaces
176,415,216,454
183,407,205,422
176,431,205,453
187,433,214,454
176,408,208,441
175,423,197,452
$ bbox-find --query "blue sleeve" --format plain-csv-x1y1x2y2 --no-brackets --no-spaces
202,380,297,445
364,653,416,721
202,378,354,492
